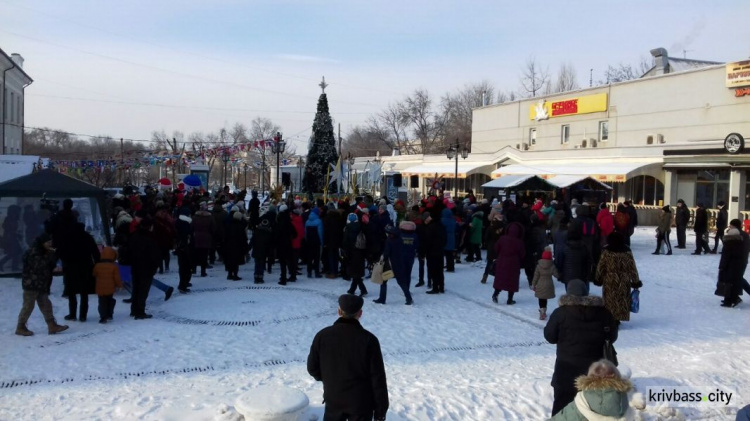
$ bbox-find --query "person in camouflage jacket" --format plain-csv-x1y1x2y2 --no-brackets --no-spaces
16,233,69,336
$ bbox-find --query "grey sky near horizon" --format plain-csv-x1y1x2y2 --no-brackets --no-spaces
1,0,749,154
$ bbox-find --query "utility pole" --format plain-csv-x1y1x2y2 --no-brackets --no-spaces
338,123,342,158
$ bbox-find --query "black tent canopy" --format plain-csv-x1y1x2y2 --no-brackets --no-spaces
0,170,111,275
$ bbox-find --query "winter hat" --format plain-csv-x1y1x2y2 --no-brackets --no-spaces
378,204,387,212
677,199,685,205
726,227,740,237
327,202,336,210
491,198,498,207
279,204,288,213
338,294,363,316
541,246,552,260
599,202,607,210
348,213,358,223
662,205,671,213
571,199,579,205
379,198,387,206
399,221,416,231
362,213,370,224
730,218,742,229
566,279,588,297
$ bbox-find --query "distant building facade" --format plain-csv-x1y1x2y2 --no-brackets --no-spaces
0,48,32,155
354,48,750,219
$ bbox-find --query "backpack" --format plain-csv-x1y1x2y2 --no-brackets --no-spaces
355,231,367,250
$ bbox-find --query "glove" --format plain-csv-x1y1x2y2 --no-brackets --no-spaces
633,280,643,289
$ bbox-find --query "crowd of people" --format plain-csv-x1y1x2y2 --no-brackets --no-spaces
12,183,750,418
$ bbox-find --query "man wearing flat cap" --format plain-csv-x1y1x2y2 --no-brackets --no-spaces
307,294,389,421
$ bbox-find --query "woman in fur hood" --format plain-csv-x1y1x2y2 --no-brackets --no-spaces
551,359,634,421
545,279,619,416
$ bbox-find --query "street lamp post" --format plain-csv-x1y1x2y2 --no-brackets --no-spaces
243,162,248,189
446,138,469,199
270,131,286,189
296,156,305,195
346,153,355,194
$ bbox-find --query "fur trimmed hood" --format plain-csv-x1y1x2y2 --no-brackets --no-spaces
558,294,604,307
576,375,633,393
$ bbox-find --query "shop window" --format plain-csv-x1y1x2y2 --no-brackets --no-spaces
561,125,570,144
599,121,609,142
628,175,664,205
696,170,729,208
529,128,537,145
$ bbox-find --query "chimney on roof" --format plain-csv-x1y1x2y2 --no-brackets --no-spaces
650,48,669,75
10,53,24,69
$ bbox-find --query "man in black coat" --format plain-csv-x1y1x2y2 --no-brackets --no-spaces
307,295,389,421
624,200,638,238
424,212,447,294
544,279,618,417
692,203,711,255
674,199,690,249
129,218,161,319
729,219,750,297
712,201,728,254
248,190,260,229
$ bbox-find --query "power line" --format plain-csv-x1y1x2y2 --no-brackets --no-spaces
0,0,404,96
0,29,383,108
26,92,373,115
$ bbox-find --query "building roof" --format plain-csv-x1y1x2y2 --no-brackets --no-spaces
0,47,33,83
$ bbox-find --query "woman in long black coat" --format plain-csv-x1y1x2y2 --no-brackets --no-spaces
224,211,248,281
62,223,100,321
544,279,618,416
718,227,745,307
343,213,367,296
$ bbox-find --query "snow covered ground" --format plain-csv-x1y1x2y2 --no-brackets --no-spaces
0,227,748,420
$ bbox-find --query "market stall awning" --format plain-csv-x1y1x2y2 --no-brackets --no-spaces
481,175,556,191
401,162,494,178
547,175,611,190
490,162,661,182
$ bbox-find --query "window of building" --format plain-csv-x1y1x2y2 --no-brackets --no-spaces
626,175,665,206
10,92,15,123
599,121,609,142
695,170,729,208
17,97,21,125
561,125,570,144
529,128,536,145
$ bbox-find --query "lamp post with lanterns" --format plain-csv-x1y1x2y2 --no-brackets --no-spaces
446,138,469,199
270,132,286,188
346,153,355,194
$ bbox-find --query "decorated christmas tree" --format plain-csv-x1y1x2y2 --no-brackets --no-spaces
303,77,339,194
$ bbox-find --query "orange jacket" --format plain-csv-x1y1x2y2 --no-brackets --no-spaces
93,247,123,296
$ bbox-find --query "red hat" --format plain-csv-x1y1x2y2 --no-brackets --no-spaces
541,251,552,260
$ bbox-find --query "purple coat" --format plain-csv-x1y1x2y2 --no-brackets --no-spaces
493,222,526,292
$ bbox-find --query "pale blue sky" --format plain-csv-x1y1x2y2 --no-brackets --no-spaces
1,0,749,152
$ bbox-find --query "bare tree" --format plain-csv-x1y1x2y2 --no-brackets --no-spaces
553,62,580,93
369,102,412,153
520,56,550,97
342,126,393,158
441,81,496,150
402,88,446,154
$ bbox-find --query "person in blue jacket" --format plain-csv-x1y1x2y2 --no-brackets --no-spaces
374,221,418,305
305,208,324,278
441,208,457,272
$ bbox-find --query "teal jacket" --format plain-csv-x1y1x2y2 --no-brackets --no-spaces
552,374,633,421
469,211,484,245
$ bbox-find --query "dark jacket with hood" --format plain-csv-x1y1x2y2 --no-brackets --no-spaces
252,214,275,259
21,234,58,292
557,229,592,284
307,317,389,420
383,224,418,282
544,293,618,392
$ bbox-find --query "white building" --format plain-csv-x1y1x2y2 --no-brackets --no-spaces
0,48,32,155
355,48,750,219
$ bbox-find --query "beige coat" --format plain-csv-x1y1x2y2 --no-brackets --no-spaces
657,211,672,234
532,259,559,300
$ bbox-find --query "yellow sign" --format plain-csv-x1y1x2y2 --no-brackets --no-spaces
726,60,750,88
530,93,608,120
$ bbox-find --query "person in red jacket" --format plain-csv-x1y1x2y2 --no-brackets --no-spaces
596,203,614,248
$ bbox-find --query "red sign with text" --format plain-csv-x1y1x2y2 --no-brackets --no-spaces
736,88,750,97
551,99,579,116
